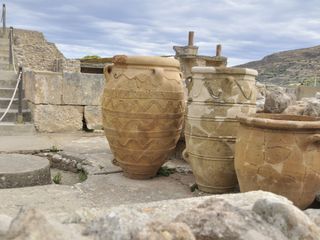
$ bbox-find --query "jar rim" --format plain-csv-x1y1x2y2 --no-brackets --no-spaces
112,55,180,68
191,66,258,76
237,113,320,130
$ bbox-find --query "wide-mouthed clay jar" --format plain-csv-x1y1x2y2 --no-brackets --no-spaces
235,114,320,209
102,56,185,179
184,66,257,193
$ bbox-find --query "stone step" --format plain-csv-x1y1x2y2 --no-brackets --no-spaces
0,49,8,55
0,41,10,49
0,53,9,62
0,109,31,122
0,88,18,98
0,39,8,44
0,64,12,71
0,88,25,99
0,98,29,109
0,71,18,81
0,122,36,136
0,47,9,52
0,37,9,44
0,80,17,88
0,55,9,62
0,58,9,65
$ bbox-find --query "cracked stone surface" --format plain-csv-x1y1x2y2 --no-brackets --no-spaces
0,133,200,218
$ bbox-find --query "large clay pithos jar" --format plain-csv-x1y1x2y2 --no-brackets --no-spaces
235,114,320,209
184,66,257,193
102,56,185,179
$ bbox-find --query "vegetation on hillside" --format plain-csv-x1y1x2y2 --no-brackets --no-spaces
81,55,101,60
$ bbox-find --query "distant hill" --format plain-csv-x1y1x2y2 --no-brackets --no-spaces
238,45,320,86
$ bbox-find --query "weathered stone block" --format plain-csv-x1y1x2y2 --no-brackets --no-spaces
84,106,103,130
30,104,83,132
62,73,104,105
24,70,63,104
264,88,293,113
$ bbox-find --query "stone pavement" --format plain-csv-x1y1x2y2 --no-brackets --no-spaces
0,132,204,218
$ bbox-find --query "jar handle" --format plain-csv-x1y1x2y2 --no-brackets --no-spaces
185,76,193,88
152,67,165,85
104,64,113,83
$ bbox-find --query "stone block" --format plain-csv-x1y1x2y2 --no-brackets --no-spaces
24,70,63,104
30,104,84,132
84,106,103,130
62,73,104,105
62,59,81,73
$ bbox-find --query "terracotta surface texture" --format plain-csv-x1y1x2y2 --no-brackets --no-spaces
184,66,257,193
235,114,320,209
102,56,185,179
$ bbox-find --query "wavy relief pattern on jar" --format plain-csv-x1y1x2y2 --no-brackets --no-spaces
106,69,183,91
235,114,320,209
203,76,255,104
102,56,185,179
102,111,184,132
102,98,185,114
184,66,258,194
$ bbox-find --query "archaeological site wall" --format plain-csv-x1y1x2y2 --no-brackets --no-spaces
23,71,104,132
297,86,320,100
13,29,80,72
11,28,102,132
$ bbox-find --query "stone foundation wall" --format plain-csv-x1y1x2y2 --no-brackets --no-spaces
61,59,81,73
23,70,104,132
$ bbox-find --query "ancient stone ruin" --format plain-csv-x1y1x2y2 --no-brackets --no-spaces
0,3,320,240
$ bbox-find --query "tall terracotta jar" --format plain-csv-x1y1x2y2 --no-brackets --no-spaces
235,114,320,209
184,66,257,193
102,56,185,179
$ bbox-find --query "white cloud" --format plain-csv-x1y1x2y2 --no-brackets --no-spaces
4,0,320,65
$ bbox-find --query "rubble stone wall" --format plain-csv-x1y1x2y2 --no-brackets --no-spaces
13,29,65,71
23,70,104,132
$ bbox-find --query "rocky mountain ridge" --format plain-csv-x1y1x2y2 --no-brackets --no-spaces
238,45,320,86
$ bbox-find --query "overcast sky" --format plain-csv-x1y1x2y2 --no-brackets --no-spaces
3,0,320,65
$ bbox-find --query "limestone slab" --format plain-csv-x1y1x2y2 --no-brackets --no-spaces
62,72,104,105
84,106,103,130
30,104,84,132
24,70,63,104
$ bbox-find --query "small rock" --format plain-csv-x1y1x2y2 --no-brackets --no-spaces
0,214,13,236
303,100,320,117
63,158,71,165
5,208,84,240
52,154,62,160
84,209,152,239
304,209,320,225
264,89,293,113
256,98,265,113
76,163,82,170
175,198,286,240
315,92,320,99
135,222,195,240
253,198,320,240
283,102,306,115
71,160,77,168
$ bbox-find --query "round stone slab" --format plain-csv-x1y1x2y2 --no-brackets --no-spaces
0,154,51,188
